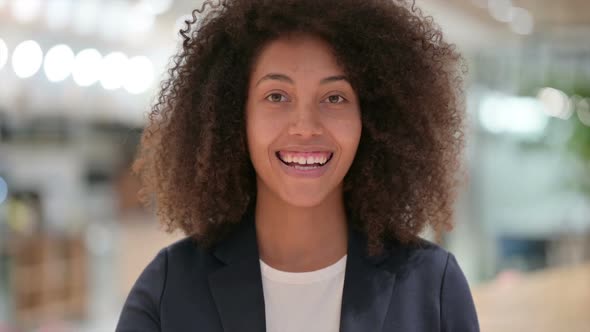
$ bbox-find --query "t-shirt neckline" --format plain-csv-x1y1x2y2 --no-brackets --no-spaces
259,254,347,284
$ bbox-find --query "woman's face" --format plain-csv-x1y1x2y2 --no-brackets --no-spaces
245,35,362,207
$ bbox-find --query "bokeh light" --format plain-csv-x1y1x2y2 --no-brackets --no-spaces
100,52,128,90
44,44,75,82
124,56,154,94
12,40,43,78
510,7,534,35
487,0,513,23
537,87,573,120
72,48,102,87
479,95,548,135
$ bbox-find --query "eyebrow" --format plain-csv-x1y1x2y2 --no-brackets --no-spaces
255,73,349,86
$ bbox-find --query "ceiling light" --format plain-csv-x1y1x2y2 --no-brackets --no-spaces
44,44,75,82
72,48,102,87
124,56,154,94
12,40,43,78
100,52,128,90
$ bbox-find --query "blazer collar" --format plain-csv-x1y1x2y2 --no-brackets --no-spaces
208,212,396,332
208,211,265,332
340,227,396,332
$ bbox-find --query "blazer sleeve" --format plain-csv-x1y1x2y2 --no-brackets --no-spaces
440,253,480,332
116,249,168,332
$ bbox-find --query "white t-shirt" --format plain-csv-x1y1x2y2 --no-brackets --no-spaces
259,255,347,332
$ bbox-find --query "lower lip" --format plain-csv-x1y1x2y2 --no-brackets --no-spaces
276,156,332,178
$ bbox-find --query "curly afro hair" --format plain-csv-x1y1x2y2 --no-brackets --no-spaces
133,0,466,255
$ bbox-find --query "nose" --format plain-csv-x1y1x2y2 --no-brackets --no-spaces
287,104,323,137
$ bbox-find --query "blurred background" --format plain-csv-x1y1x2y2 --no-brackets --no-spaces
0,0,588,331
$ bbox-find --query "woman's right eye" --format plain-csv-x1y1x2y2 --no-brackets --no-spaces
265,93,288,103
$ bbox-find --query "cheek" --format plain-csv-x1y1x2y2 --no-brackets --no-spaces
330,117,362,154
245,108,282,160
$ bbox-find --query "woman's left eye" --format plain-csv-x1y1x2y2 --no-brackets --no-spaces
323,95,346,104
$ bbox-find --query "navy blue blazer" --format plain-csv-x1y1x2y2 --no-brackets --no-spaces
116,212,480,332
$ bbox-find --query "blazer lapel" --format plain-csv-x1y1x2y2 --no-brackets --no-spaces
208,213,267,332
340,229,396,332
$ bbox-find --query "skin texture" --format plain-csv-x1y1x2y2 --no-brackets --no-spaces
246,35,361,271
132,0,466,257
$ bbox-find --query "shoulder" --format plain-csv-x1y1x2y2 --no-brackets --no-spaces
377,236,471,302
116,237,218,331
381,237,453,278
129,236,216,293
380,237,480,331
161,236,204,259
128,237,204,293
157,236,219,272
129,236,219,304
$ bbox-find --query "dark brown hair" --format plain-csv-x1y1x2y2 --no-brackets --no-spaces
134,0,466,255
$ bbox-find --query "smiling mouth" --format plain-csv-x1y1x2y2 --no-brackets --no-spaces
275,151,334,169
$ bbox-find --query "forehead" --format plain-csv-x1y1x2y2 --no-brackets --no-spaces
250,35,344,78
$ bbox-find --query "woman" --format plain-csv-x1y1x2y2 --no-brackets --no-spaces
116,0,479,331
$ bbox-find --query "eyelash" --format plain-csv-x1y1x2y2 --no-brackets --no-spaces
264,93,348,104
323,95,347,104
265,93,289,103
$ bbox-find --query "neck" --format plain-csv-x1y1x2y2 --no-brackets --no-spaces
254,186,348,273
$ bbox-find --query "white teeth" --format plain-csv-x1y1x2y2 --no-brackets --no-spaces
278,152,331,166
